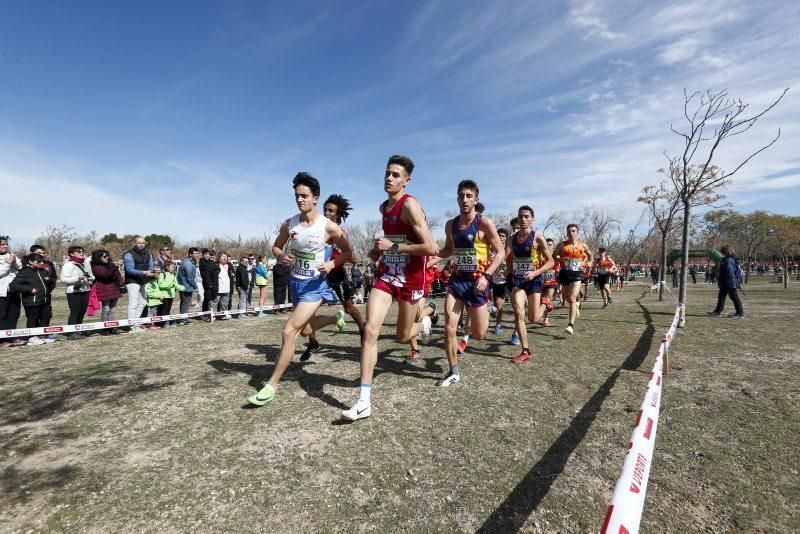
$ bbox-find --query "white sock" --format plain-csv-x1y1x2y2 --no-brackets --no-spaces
359,383,372,404
462,334,470,343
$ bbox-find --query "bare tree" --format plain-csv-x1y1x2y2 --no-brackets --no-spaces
584,206,622,249
639,178,682,301
669,87,788,325
36,224,78,262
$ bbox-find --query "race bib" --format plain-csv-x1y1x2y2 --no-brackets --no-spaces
454,248,478,273
291,249,317,278
514,260,533,276
566,259,582,272
543,270,555,281
382,235,409,274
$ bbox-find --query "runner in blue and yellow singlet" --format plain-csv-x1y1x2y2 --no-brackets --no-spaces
506,205,554,364
436,179,505,387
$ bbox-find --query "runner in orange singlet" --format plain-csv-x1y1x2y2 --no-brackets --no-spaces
552,224,593,335
593,247,617,308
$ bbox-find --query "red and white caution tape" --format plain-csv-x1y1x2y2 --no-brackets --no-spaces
601,306,681,534
0,303,293,339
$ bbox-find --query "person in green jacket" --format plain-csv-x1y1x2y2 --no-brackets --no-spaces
157,261,185,328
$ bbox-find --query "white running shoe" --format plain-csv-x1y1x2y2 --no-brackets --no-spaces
27,336,46,346
420,316,432,344
341,400,371,421
436,372,461,387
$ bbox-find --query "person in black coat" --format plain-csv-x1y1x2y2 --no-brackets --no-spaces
9,253,57,343
235,257,251,315
708,245,744,318
272,262,291,306
199,248,215,312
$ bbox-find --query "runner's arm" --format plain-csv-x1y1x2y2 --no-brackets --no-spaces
480,217,504,277
437,220,455,259
531,233,554,278
272,220,293,266
318,222,353,274
395,197,438,256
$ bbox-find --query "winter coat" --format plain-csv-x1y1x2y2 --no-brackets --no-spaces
718,255,740,290
145,279,164,307
0,252,22,297
91,261,123,302
209,262,235,298
157,271,186,299
60,260,94,294
235,264,251,290
199,257,215,290
9,265,56,307
272,263,291,286
177,257,198,292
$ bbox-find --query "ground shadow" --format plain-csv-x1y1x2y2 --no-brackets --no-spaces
477,292,656,532
0,363,175,427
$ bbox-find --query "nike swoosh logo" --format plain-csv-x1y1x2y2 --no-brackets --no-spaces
357,407,368,415
254,395,271,402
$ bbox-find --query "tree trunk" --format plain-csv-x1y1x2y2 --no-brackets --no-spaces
744,248,751,285
658,232,667,301
785,256,789,289
678,202,691,327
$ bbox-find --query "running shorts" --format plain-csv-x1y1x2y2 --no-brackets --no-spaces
597,274,610,287
373,278,424,303
331,280,355,303
559,270,584,285
513,275,544,295
491,282,508,301
290,277,337,306
448,276,489,308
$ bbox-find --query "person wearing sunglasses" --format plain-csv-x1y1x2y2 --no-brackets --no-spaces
59,245,95,339
91,249,124,328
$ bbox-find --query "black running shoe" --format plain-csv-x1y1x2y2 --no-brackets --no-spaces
429,301,439,326
299,339,321,361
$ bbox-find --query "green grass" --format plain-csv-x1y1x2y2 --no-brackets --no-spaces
1,280,798,532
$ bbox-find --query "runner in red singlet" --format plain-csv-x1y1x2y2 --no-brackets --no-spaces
341,155,438,421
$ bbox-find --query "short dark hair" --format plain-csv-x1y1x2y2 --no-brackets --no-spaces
293,172,320,198
30,244,46,253
457,179,479,197
67,245,84,255
546,238,554,244
510,217,519,227
567,223,579,232
25,253,45,264
518,205,534,218
599,247,607,253
498,228,509,238
720,245,735,256
387,155,414,176
323,194,352,224
475,202,485,213
188,247,200,255
201,248,211,254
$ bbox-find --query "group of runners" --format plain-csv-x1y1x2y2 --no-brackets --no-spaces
246,155,621,420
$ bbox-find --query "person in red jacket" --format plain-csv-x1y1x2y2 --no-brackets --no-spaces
91,249,124,329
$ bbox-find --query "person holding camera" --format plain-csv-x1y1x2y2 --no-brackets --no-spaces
59,245,95,339
122,236,156,324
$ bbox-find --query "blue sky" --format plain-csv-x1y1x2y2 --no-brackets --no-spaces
1,0,799,246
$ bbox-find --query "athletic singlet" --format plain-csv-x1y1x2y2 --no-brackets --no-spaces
378,194,426,290
287,214,329,281
511,230,542,278
327,246,346,284
561,241,587,272
450,214,489,280
490,251,507,285
596,256,613,274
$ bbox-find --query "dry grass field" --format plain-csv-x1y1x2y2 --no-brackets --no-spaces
1,279,798,532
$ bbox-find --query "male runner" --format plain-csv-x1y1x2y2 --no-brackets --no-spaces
247,173,350,406
553,224,593,335
507,205,554,363
406,256,441,363
594,247,617,308
540,237,558,326
435,180,504,385
299,194,366,361
490,228,510,335
341,155,438,420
